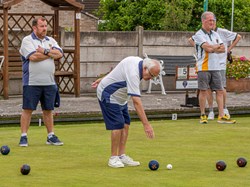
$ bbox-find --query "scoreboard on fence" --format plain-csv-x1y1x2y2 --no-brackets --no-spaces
175,65,198,89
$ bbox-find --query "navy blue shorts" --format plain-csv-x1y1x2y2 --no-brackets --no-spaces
22,85,57,110
98,100,131,130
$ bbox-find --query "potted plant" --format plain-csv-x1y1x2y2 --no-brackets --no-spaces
226,55,250,92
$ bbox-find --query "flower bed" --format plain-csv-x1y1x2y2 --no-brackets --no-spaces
226,56,250,92
226,56,250,80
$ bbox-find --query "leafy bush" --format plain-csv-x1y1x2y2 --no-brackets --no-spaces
95,0,250,32
96,0,166,31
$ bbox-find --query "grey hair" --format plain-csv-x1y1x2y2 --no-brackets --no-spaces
143,58,162,71
201,11,215,21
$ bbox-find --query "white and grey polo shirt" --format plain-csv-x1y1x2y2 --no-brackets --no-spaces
193,29,223,71
19,32,63,86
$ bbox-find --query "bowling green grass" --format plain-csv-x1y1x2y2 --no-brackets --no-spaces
0,116,250,187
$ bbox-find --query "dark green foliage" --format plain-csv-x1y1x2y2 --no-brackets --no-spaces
165,0,196,31
96,0,166,31
208,0,250,32
95,0,250,32
188,0,204,31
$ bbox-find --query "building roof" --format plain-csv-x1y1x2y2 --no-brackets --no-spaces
40,0,84,9
80,0,99,14
0,0,84,10
0,0,99,13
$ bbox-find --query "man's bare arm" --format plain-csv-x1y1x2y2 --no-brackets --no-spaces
29,51,50,62
132,96,154,139
228,34,242,52
35,45,63,60
48,48,63,60
202,42,225,53
188,37,195,47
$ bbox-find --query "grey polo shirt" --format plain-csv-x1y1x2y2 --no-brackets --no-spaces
19,32,63,86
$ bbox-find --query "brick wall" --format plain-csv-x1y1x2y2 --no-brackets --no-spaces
8,0,98,31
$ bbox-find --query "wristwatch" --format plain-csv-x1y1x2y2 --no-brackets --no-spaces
44,49,50,55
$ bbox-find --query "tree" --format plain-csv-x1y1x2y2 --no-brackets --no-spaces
95,0,250,32
164,0,196,31
167,0,250,32
188,0,204,31
95,0,166,31
208,0,250,32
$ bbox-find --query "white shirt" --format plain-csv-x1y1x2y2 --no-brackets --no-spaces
19,32,63,86
216,28,237,70
97,56,143,105
193,29,223,71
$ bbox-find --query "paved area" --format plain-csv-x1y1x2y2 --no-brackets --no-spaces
0,91,250,124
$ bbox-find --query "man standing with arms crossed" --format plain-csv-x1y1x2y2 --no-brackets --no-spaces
206,20,241,120
189,18,241,120
19,17,64,146
191,11,236,124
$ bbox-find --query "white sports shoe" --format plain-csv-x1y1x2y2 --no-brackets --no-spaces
223,109,230,118
120,154,140,166
108,156,124,168
207,111,215,120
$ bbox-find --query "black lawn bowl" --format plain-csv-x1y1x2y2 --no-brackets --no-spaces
148,160,159,171
20,164,31,175
237,157,247,167
0,145,10,155
216,160,227,171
